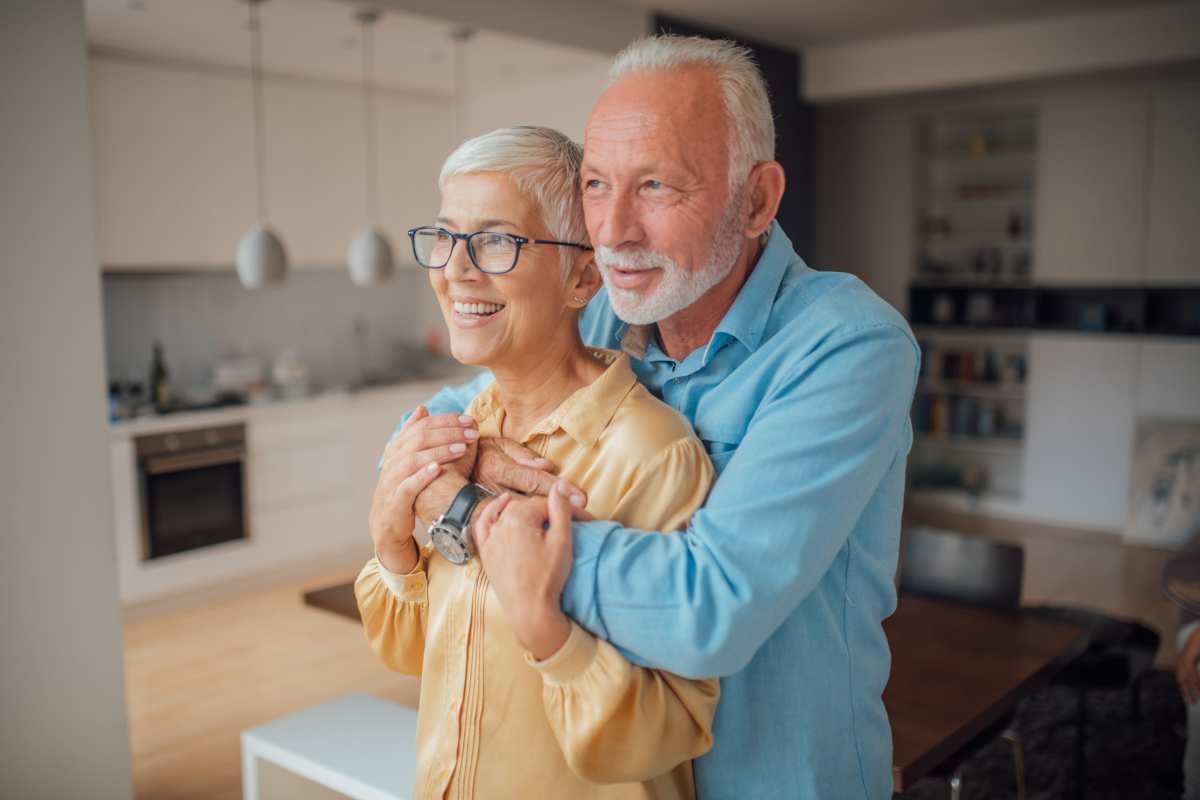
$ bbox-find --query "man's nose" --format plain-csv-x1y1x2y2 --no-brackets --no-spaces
594,190,643,250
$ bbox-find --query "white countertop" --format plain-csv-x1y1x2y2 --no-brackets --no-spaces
108,368,481,439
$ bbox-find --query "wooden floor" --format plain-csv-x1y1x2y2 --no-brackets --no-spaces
122,516,1177,799
122,560,418,800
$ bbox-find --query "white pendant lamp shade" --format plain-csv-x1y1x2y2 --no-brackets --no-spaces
348,226,394,286
348,8,394,285
237,224,288,288
237,0,287,288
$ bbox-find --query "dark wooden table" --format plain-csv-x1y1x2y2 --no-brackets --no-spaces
884,594,1089,791
304,583,1090,793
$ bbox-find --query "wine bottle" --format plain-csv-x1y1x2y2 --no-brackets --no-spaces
149,341,171,413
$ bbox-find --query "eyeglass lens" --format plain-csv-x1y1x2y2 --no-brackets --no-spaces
412,228,518,274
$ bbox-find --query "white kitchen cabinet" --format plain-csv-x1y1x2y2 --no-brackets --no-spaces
1146,83,1200,284
375,93,454,255
90,56,257,269
344,380,465,528
1136,340,1200,420
262,80,365,269
247,408,350,513
90,54,452,272
1033,91,1150,285
1021,334,1138,530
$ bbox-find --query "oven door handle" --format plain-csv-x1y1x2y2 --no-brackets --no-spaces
143,446,245,475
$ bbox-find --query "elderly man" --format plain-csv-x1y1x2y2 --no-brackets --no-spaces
381,35,918,798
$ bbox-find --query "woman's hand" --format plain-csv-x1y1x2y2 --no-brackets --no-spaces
1177,625,1200,705
369,406,478,572
474,483,588,660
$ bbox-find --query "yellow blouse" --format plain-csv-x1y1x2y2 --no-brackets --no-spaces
355,349,717,799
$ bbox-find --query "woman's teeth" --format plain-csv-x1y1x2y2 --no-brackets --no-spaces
453,301,505,316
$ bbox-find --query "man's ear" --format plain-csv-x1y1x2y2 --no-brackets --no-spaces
566,251,602,309
742,160,786,239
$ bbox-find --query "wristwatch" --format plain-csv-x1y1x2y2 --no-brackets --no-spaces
428,482,492,565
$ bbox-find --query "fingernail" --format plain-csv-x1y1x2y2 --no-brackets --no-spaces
450,443,467,454
464,428,479,440
425,462,439,474
459,415,475,424
570,493,585,507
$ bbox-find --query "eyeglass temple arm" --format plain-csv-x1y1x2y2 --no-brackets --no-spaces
531,239,594,251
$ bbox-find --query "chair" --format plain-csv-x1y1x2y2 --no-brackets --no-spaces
898,526,1028,800
1023,605,1160,800
241,692,418,800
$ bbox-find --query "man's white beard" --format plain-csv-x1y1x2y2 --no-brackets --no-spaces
596,197,745,326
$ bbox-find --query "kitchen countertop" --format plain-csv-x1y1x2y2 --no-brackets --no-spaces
108,368,482,439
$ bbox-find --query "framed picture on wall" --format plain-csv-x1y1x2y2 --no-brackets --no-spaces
1127,419,1200,548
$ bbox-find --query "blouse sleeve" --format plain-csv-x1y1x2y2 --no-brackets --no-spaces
353,550,430,677
533,437,719,783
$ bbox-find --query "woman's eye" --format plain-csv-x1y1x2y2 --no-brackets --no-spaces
645,180,664,191
583,179,604,192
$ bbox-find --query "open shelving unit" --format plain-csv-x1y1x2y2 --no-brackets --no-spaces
916,109,1037,287
908,110,1039,509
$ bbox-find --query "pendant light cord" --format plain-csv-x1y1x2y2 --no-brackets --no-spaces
360,12,379,226
451,28,473,145
248,0,269,224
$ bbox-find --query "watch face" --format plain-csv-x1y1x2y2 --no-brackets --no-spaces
431,525,471,565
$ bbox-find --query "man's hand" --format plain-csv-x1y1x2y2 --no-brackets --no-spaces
475,438,586,505
1177,625,1200,705
369,406,477,572
474,483,587,660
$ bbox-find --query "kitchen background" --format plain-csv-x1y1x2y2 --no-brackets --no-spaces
4,0,1199,798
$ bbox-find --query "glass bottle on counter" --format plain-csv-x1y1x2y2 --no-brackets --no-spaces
148,341,171,413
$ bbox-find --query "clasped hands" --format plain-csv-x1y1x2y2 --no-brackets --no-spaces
368,406,591,659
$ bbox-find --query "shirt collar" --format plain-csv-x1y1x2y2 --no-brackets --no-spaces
470,348,638,448
618,221,795,362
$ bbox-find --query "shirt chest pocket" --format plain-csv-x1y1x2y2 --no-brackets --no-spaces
696,423,745,475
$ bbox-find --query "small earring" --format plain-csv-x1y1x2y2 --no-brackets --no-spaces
572,296,582,304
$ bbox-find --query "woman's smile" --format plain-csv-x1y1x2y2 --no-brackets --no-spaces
450,298,507,329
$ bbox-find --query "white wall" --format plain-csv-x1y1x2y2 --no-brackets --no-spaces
804,2,1200,102
362,0,647,56
465,61,611,143
0,1,134,798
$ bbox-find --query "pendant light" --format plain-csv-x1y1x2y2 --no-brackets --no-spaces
347,7,394,286
236,0,288,288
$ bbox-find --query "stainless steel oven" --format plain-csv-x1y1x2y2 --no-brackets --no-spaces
135,423,249,560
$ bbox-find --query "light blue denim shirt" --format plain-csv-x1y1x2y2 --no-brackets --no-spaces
400,223,919,798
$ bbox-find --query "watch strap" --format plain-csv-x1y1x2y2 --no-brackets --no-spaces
443,482,491,531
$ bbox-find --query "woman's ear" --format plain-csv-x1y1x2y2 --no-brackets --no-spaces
566,251,602,309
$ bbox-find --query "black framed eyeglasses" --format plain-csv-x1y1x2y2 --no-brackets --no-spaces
407,226,593,276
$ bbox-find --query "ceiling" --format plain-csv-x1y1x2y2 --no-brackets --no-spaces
84,0,608,96
634,0,1182,49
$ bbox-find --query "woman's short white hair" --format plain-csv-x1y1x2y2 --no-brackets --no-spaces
609,35,775,191
439,126,588,276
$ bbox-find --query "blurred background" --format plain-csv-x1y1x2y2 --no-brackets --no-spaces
3,0,1199,798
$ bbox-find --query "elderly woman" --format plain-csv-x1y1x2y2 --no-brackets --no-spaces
353,126,718,799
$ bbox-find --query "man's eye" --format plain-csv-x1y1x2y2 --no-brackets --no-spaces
645,180,664,191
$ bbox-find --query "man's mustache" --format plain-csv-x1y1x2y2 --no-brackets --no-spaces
595,246,675,272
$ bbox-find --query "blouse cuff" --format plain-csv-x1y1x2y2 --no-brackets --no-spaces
372,550,427,601
524,621,597,686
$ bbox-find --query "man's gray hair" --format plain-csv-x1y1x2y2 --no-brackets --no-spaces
439,126,588,275
609,35,775,190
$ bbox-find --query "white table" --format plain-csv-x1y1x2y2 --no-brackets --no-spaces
241,693,419,800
